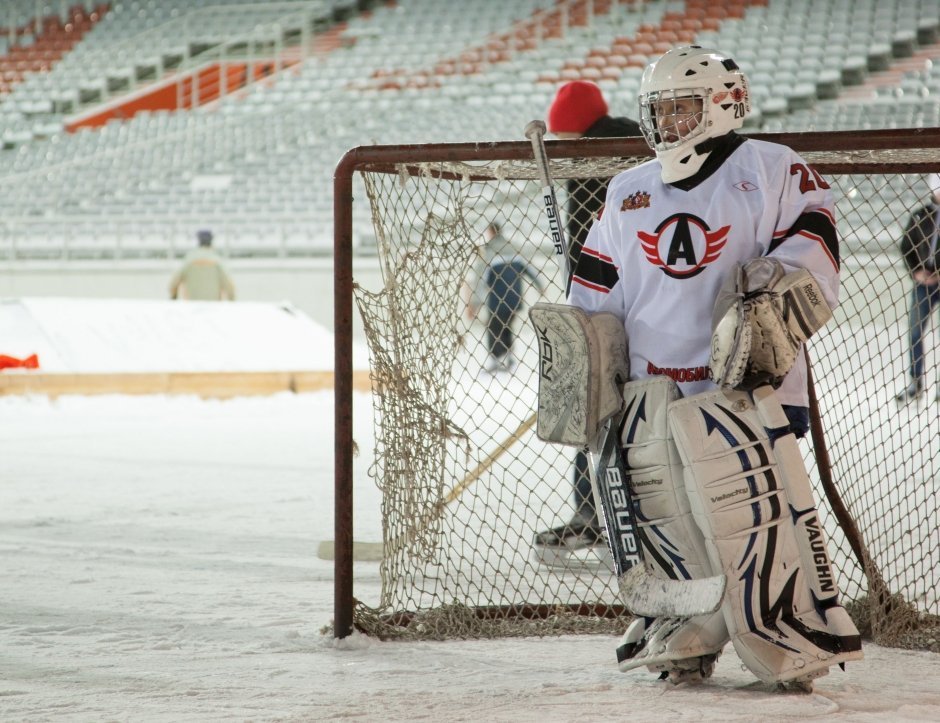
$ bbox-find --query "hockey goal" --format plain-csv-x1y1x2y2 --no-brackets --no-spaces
333,129,940,650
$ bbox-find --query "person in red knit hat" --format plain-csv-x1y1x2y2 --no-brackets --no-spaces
547,80,617,137
544,80,641,259
533,81,641,565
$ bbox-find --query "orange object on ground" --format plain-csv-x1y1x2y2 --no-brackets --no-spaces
0,354,39,370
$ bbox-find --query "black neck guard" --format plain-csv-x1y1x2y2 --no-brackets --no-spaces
669,132,747,191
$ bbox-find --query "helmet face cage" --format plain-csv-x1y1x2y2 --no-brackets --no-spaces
637,46,750,182
639,88,709,152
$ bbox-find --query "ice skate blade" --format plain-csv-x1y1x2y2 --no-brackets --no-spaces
532,543,613,571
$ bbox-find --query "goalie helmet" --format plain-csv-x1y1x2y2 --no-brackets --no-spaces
639,46,750,183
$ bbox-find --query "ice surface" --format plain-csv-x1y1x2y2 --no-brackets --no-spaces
0,300,938,721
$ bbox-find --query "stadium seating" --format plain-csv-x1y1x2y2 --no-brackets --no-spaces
0,0,938,260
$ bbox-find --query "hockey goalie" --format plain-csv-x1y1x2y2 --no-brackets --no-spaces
531,46,862,691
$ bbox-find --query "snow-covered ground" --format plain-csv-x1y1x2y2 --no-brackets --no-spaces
0,297,368,373
2,392,939,722
1,299,939,721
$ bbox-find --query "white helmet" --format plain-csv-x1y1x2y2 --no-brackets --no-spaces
639,46,750,183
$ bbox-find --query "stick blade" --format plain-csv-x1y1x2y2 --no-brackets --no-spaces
619,565,726,618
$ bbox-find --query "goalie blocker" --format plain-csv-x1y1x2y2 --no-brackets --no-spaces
528,303,629,448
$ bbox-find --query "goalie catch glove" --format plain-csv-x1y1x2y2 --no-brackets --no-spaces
709,258,833,391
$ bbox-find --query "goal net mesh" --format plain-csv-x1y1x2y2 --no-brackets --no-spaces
348,140,939,650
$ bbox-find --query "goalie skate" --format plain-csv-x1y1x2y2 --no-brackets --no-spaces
779,674,823,694
664,652,720,686
894,380,924,404
617,612,728,679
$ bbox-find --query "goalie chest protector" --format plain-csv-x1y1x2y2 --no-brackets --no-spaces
567,138,839,407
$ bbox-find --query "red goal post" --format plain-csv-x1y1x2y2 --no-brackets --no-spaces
333,129,940,648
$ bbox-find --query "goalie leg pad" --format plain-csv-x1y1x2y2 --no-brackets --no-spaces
667,387,863,685
621,377,714,583
529,303,629,447
616,377,729,675
751,386,844,605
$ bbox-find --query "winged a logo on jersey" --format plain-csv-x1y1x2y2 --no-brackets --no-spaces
638,213,730,279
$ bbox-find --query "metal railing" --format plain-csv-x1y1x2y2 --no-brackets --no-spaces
72,2,326,113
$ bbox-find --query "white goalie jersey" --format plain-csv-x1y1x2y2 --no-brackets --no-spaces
568,137,840,407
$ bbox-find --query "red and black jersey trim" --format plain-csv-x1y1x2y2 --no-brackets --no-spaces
571,246,619,293
769,209,839,271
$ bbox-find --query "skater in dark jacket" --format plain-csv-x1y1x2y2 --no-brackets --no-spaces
896,174,940,402
533,81,642,558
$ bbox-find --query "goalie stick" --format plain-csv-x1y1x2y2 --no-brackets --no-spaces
524,120,725,618
524,120,571,282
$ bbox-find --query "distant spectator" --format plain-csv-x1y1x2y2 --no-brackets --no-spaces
169,230,236,301
546,80,642,284
896,174,940,402
466,221,544,373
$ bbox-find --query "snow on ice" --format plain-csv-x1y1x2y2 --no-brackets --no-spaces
0,299,938,721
